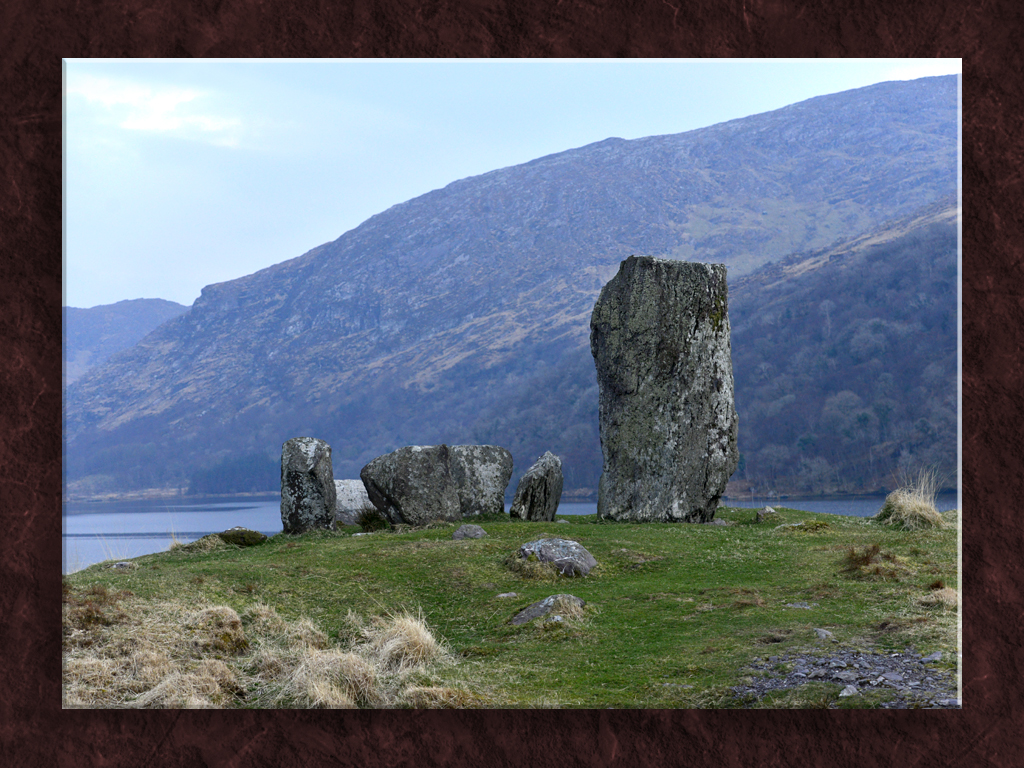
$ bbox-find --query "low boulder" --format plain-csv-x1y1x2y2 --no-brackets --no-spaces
217,527,268,547
360,445,461,526
335,479,372,526
756,506,780,523
453,524,488,540
510,594,586,626
449,445,514,517
518,538,597,577
281,437,337,534
509,452,563,522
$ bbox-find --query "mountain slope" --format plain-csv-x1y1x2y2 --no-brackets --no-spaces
63,76,959,496
63,299,189,387
465,197,958,498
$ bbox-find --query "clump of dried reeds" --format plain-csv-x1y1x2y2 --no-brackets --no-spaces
872,468,946,530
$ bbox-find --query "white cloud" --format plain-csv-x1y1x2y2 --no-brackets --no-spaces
66,73,241,146
883,60,961,82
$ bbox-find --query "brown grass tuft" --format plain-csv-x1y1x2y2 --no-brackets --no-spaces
278,648,380,708
189,606,249,654
285,618,329,650
841,544,909,580
364,613,446,672
873,468,946,530
918,587,959,608
548,595,587,620
130,671,222,708
402,686,482,708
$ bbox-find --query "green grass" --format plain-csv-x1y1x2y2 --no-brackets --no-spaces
63,506,960,708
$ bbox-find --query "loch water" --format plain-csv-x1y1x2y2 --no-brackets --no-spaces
62,493,959,574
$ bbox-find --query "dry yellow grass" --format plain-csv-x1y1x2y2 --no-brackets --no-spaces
363,613,447,672
282,651,370,712
873,469,946,530
548,594,587,620
62,580,473,709
402,686,483,708
918,587,959,608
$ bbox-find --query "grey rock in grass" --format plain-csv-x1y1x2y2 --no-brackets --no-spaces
360,445,461,526
217,527,268,546
518,537,597,577
449,445,514,517
510,594,585,625
509,452,563,522
590,256,739,523
281,437,337,534
756,506,780,523
334,479,372,526
453,524,488,540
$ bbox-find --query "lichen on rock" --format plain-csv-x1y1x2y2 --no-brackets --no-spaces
590,256,739,522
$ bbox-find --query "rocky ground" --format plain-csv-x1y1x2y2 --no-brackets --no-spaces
732,647,961,708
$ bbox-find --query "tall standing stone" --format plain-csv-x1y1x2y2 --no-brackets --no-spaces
281,437,337,533
589,256,739,522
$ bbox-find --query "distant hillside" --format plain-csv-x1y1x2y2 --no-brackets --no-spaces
467,198,958,498
63,299,189,387
727,198,958,495
62,76,959,498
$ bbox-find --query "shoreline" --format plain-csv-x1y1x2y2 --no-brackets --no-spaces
63,487,959,505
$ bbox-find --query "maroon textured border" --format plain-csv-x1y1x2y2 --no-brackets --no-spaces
6,1,1015,765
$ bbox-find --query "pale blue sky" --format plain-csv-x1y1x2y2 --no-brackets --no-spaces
63,58,960,309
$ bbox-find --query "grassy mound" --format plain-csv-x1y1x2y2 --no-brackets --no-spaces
63,506,959,709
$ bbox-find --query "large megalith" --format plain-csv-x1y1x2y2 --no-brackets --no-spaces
509,452,563,522
589,256,739,522
360,445,462,526
281,437,337,533
449,445,514,517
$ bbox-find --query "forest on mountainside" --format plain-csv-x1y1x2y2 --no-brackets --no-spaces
728,218,957,494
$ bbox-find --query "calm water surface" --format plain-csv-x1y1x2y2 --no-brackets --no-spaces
62,493,959,574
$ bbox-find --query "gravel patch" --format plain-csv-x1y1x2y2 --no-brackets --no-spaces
729,647,960,708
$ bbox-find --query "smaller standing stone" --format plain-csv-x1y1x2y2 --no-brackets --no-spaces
509,452,563,522
453,524,488,540
281,437,337,534
449,445,514,517
335,479,372,526
360,445,461,526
